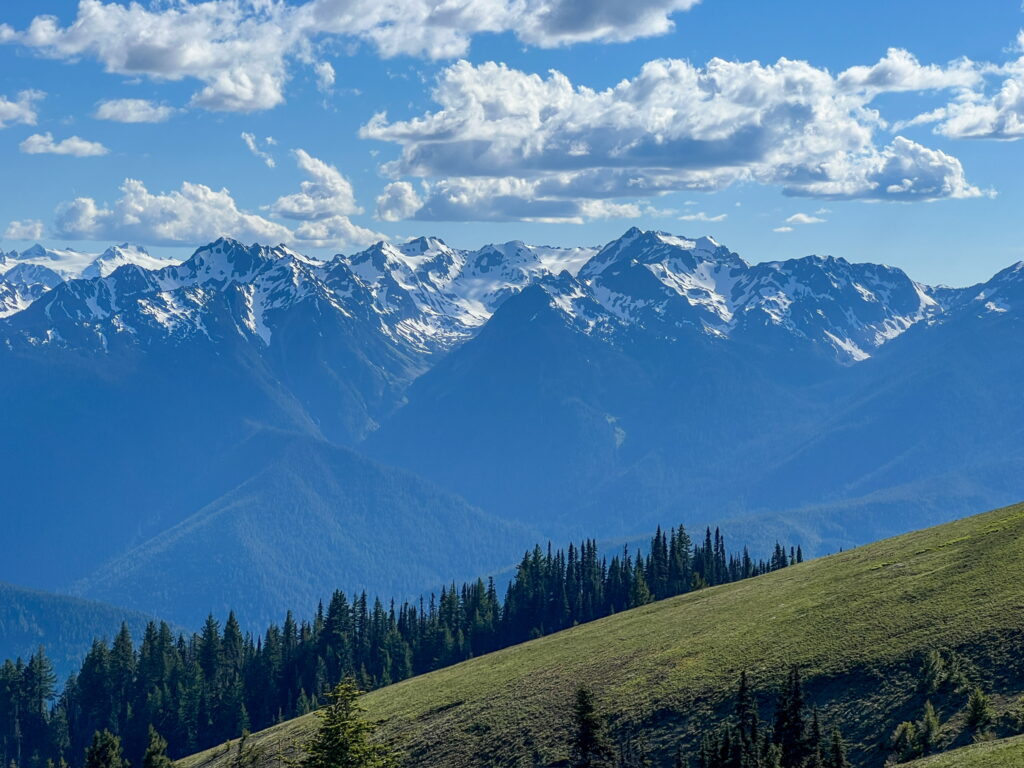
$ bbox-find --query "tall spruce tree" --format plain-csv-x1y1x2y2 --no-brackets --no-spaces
772,668,807,768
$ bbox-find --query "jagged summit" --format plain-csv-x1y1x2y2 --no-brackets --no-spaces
0,228,1017,364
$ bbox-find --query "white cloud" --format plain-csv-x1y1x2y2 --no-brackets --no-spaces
4,219,45,240
95,98,177,123
293,215,382,248
785,213,825,224
2,0,705,113
267,149,360,219
773,226,793,233
680,211,727,222
0,90,43,128
836,48,980,95
35,147,380,248
242,132,276,168
361,54,984,221
894,33,1024,141
20,132,109,157
376,181,423,222
52,179,293,246
314,61,336,94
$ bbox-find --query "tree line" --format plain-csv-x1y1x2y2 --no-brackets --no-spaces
0,525,804,768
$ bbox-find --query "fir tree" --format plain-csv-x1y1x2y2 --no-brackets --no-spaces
83,732,125,768
569,687,612,768
919,701,940,755
301,680,396,768
140,730,170,768
965,687,993,735
825,728,848,768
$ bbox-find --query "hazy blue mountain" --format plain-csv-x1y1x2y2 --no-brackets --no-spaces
0,582,163,677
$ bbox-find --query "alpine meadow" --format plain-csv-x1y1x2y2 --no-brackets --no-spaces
1,2,1024,768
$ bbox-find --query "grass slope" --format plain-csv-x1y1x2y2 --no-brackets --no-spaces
178,502,1024,768
905,735,1024,767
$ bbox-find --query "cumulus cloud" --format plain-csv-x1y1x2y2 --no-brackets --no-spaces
893,33,1024,141
95,98,177,123
26,144,379,248
836,48,980,95
242,132,277,168
52,179,293,245
0,90,43,128
2,0,704,113
361,54,985,221
20,132,109,157
376,181,423,222
4,219,45,240
773,226,794,233
267,149,360,219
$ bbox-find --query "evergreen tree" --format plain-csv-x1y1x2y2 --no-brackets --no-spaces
772,668,807,768
825,728,848,768
301,680,396,768
919,701,940,755
965,687,993,735
83,732,125,768
140,730,170,768
569,687,612,768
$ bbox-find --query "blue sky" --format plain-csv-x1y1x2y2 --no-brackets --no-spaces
1,0,1023,286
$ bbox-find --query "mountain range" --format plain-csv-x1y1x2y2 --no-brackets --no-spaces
1,229,1021,627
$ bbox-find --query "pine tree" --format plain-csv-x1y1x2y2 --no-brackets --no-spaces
141,729,171,768
966,687,993,735
301,680,396,768
826,728,848,768
569,687,613,768
773,667,807,768
920,700,940,755
83,732,126,768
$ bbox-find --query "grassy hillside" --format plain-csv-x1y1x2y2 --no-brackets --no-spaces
905,735,1024,767
178,502,1024,768
0,582,162,676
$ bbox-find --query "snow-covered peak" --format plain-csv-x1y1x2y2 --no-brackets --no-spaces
967,261,1024,315
1,244,99,279
81,244,179,279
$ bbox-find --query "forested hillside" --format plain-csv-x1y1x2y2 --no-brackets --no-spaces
177,502,1024,768
0,583,160,676
0,523,797,768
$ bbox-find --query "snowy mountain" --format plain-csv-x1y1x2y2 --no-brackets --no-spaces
0,242,178,317
333,236,597,352
2,228,1023,627
531,229,946,363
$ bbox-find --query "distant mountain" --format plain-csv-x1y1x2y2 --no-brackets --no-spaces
368,228,1024,541
0,242,178,316
2,228,1022,625
0,582,162,677
71,432,536,628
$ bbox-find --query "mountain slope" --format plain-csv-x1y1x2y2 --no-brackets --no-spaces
0,583,163,677
369,232,1024,546
178,501,1024,768
906,736,1024,767
71,433,537,628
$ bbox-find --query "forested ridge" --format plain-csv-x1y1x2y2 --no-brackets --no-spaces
0,525,802,768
